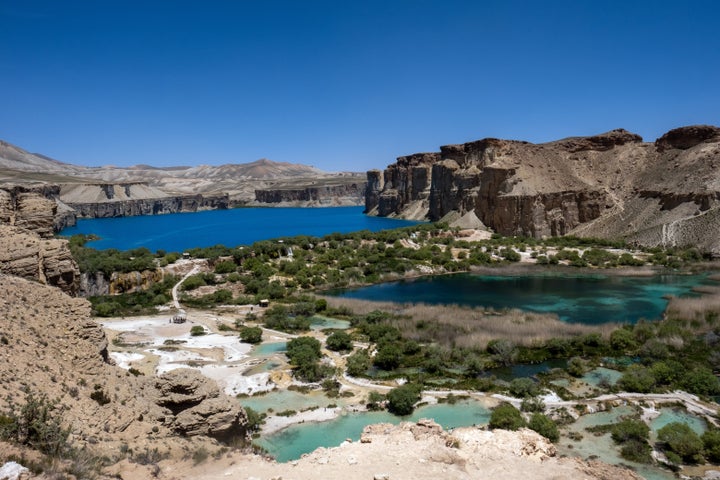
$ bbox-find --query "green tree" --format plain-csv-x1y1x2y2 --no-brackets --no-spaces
509,378,540,398
214,260,237,274
610,328,637,351
326,331,353,351
528,413,559,442
386,384,422,416
489,403,526,431
611,419,649,444
346,349,371,376
286,337,322,363
239,326,263,344
374,343,402,370
702,429,720,463
658,422,704,464
618,365,656,393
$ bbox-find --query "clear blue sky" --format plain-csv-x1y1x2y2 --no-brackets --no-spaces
1,0,718,172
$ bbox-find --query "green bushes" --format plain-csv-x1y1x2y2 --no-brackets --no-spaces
610,419,652,463
386,384,422,415
489,403,525,431
528,413,559,442
262,305,311,332
0,390,70,457
239,326,263,344
657,422,704,464
286,337,333,382
190,325,206,336
326,331,353,351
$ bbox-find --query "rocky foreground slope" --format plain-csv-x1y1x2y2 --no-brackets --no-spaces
366,125,720,255
0,275,248,458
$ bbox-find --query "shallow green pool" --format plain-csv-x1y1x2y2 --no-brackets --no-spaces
255,400,491,462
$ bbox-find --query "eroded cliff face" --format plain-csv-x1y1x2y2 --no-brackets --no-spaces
0,185,81,294
254,181,365,206
61,183,229,218
366,125,720,252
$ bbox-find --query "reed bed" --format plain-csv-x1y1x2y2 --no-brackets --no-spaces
321,296,619,349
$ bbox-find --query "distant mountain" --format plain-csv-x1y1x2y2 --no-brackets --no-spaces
0,138,365,210
0,139,326,181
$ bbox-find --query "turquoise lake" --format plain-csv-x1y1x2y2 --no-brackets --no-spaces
255,400,491,462
60,206,421,252
329,272,713,324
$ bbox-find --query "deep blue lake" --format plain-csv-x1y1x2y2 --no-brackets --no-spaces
328,272,713,324
60,206,421,251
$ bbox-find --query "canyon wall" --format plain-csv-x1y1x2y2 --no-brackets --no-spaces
366,125,720,253
254,181,365,206
60,182,229,218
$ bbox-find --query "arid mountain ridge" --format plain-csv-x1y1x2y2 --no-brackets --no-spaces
0,140,366,228
365,125,720,255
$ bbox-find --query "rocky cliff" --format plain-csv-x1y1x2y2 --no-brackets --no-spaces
0,185,81,294
254,180,365,206
366,125,720,254
60,182,229,218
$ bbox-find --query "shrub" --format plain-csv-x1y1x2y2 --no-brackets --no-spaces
528,413,559,442
190,325,207,336
0,390,71,457
386,384,422,416
489,403,526,431
702,429,720,463
90,385,111,406
509,378,540,398
214,260,237,274
243,407,265,433
326,331,353,351
566,357,586,377
239,326,263,344
658,422,704,464
346,349,371,376
611,419,649,444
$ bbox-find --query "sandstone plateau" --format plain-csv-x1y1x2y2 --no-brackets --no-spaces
365,125,720,255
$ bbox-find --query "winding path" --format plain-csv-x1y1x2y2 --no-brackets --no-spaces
171,263,201,309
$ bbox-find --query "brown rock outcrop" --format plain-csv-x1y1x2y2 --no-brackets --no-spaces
0,224,80,294
152,369,247,442
366,125,720,253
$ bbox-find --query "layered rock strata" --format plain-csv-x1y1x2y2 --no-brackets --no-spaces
60,183,229,218
366,125,720,254
254,181,365,206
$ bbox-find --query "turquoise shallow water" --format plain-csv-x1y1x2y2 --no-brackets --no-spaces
256,400,491,462
60,206,421,251
329,272,713,324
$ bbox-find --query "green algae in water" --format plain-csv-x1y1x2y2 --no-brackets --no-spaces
253,342,287,355
650,408,707,437
581,367,623,387
240,390,343,414
330,272,714,324
310,315,351,331
256,400,491,462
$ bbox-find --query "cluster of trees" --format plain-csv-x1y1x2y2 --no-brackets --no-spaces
285,337,335,382
488,403,559,442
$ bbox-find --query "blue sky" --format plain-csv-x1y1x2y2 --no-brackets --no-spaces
1,1,718,172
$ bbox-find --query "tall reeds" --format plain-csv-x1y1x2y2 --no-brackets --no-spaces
322,296,618,349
